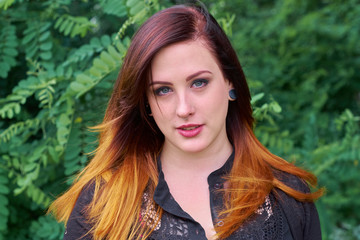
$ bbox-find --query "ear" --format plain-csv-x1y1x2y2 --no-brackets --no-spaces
226,79,237,101
226,79,234,91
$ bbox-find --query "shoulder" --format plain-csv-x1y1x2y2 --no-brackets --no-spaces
274,170,310,193
272,171,322,240
77,181,96,206
64,181,96,240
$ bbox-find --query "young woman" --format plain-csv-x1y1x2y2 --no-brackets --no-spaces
49,4,323,240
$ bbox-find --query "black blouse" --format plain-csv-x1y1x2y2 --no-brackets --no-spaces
64,153,321,240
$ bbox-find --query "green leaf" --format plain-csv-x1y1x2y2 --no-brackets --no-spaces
90,37,102,47
93,58,109,71
76,73,93,84
54,17,64,29
64,20,74,36
251,92,264,104
40,51,52,60
126,0,138,8
24,163,37,172
57,114,71,127
22,31,37,45
59,19,69,33
271,102,282,113
39,41,53,51
70,82,86,92
4,48,18,56
7,108,14,119
39,31,51,42
130,1,145,16
27,45,39,59
107,45,122,61
0,62,10,78
39,22,52,33
57,126,69,144
100,35,111,47
14,104,20,114
0,185,9,195
100,51,116,68
0,0,15,10
89,67,102,77
0,176,8,184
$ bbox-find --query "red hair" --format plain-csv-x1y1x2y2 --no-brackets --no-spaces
49,4,323,239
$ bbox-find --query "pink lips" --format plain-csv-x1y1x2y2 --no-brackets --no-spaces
176,124,203,137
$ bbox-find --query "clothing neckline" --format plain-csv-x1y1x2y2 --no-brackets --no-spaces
153,150,235,220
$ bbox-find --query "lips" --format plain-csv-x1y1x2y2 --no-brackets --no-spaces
176,124,203,137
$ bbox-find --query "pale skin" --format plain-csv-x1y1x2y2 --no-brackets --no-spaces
148,40,233,239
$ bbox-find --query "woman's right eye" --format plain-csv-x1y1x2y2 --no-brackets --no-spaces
154,86,172,96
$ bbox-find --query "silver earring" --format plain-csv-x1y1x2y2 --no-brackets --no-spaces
229,89,237,101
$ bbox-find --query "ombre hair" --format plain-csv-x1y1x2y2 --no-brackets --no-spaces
49,4,323,239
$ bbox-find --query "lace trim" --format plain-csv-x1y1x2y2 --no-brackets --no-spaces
141,193,284,240
140,192,161,231
255,195,273,220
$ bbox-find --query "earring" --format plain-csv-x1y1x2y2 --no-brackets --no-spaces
229,89,237,101
145,104,152,116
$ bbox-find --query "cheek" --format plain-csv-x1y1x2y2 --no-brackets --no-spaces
205,88,229,112
149,100,172,126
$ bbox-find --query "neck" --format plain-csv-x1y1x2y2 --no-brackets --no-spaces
160,140,233,176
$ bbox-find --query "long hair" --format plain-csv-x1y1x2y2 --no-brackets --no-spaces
49,4,323,239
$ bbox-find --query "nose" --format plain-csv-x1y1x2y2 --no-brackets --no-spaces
176,93,194,119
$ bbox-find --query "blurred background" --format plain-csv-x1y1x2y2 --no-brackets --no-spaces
0,0,359,239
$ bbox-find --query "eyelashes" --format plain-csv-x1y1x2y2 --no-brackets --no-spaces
153,79,209,96
154,86,172,96
192,79,208,88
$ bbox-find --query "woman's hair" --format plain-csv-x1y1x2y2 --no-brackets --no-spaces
49,4,323,239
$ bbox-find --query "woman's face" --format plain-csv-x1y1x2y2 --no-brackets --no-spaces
147,40,233,154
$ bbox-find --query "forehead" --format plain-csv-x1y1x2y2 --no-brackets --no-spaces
150,40,222,80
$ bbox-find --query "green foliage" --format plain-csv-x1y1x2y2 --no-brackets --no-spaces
22,22,53,62
0,24,18,78
100,0,127,18
0,0,359,239
54,15,95,38
0,166,9,235
29,215,65,240
0,0,14,10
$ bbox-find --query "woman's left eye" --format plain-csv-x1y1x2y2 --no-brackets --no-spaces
191,79,208,88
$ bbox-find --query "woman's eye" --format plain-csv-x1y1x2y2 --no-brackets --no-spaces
191,79,208,88
154,86,172,96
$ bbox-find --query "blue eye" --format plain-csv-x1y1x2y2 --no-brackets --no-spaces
154,86,172,96
192,79,208,88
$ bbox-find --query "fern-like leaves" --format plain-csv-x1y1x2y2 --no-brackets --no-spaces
22,22,53,62
0,24,18,78
0,166,9,239
54,14,95,38
100,0,127,17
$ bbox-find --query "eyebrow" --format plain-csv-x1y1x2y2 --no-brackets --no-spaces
150,70,212,86
186,70,212,81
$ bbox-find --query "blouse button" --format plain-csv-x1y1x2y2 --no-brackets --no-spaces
195,229,199,235
214,183,222,189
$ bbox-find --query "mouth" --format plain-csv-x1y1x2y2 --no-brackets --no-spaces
177,124,202,130
176,124,203,138
179,125,201,130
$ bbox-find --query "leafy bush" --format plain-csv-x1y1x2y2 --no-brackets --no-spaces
0,0,359,239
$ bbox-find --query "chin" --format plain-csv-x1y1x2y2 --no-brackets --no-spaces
178,142,209,154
